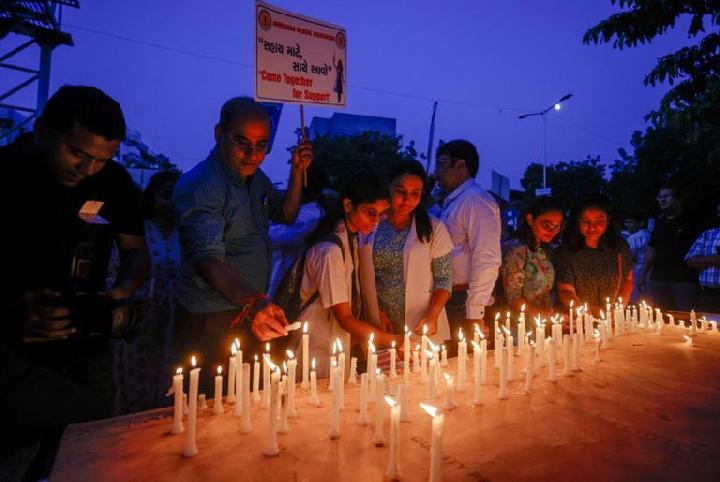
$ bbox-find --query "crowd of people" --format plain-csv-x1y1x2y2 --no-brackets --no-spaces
1,86,718,479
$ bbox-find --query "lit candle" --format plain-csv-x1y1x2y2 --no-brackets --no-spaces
390,340,397,378
213,365,224,415
519,303,526,332
301,321,310,390
535,316,545,367
358,372,369,425
562,334,571,375
171,367,184,434
329,340,337,394
398,383,409,422
234,338,243,412
183,355,200,458
336,339,345,410
239,363,252,433
498,338,508,400
471,341,482,405
502,326,513,381
263,343,271,409
440,344,448,367
505,310,511,330
569,299,575,336
227,344,237,404
403,325,411,383
252,354,261,404
413,344,421,375
457,328,467,392
310,358,320,407
473,323,480,346
684,335,693,347
421,324,429,384
547,337,557,382
593,329,601,363
572,333,582,372
286,350,298,417
524,342,535,393
420,403,444,482
385,396,401,480
368,337,377,402
667,313,675,327
427,350,437,401
494,313,500,367
373,369,385,446
443,373,457,410
348,356,358,384
278,366,289,434
264,365,280,456
518,311,526,354
480,333,488,384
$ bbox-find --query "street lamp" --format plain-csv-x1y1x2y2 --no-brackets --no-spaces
518,93,573,191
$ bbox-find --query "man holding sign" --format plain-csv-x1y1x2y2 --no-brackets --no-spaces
172,97,312,381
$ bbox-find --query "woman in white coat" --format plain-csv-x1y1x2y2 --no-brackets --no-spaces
297,173,402,378
360,161,453,344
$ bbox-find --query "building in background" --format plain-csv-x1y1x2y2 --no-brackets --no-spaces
309,112,396,139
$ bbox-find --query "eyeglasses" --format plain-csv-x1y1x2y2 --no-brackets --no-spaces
539,220,562,233
226,136,269,154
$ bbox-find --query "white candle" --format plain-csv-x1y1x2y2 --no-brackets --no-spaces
264,366,280,456
494,313,500,368
285,350,298,417
547,337,557,382
504,329,514,381
234,338,243,414
480,337,488,384
301,321,310,390
420,403,444,482
684,335,693,347
524,342,535,393
427,351,437,400
252,354,261,404
519,303,526,332
593,330,601,363
403,326,411,383
337,340,346,410
171,367,184,434
498,341,508,400
535,317,545,367
263,344,271,408
421,324,429,384
368,339,377,402
569,299,575,336
471,341,483,405
667,314,675,327
239,363,252,433
441,344,448,367
390,340,397,378
385,396,401,480
572,333,582,372
227,345,237,404
183,394,188,416
373,369,385,446
310,358,320,407
398,383,409,422
443,373,457,410
457,328,467,392
198,394,208,411
183,356,200,457
413,345,421,375
278,372,289,434
359,372,369,425
348,356,358,384
473,323,480,346
505,310,511,330
213,365,224,415
562,334,571,375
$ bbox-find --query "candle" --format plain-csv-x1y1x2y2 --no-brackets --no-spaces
457,328,467,392
240,363,252,433
518,314,526,354
171,367,184,434
420,403,444,482
480,335,488,384
505,310,511,330
547,337,557,382
684,335,693,347
252,354,261,404
263,343,271,409
183,394,188,416
234,338,243,414
337,339,346,410
473,323,480,346
348,356,358,384
494,312,500,368
421,324,429,384
368,337,377,402
440,344,448,367
535,316,545,367
498,339,509,400
593,329,601,363
569,299,575,336
264,365,280,456
502,326,514,381
398,383,410,422
286,350,298,417
519,303,526,332
278,369,289,434
310,358,320,407
301,321,310,390
572,333,582,372
213,365,224,415
443,373,457,410
385,396,401,480
427,350,437,401
183,355,200,457
471,341,482,405
413,345,421,375
524,342,535,393
403,325,411,383
562,334,571,375
390,340,397,378
198,394,208,411
667,313,675,327
227,344,237,404
373,369,385,446
330,340,337,394
359,372,369,425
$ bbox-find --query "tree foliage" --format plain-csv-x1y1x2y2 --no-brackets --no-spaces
520,157,608,209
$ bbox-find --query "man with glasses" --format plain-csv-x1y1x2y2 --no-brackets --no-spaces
0,85,147,477
433,140,501,343
172,97,311,386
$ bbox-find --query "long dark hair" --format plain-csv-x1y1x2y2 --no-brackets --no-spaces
389,160,433,243
514,196,563,250
142,170,180,219
563,193,625,252
306,172,388,246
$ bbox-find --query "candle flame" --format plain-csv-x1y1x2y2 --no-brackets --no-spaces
570,299,575,308
391,340,396,348
683,335,691,342
266,358,277,371
442,344,446,351
191,355,197,367
425,349,434,359
404,325,409,334
618,297,623,304
471,340,480,350
415,344,421,351
521,303,526,312
217,365,222,375
479,330,486,340
501,325,511,336
283,361,288,373
369,342,376,354
336,338,344,352
235,337,240,349
311,358,316,370
385,396,397,408
494,312,500,321
265,342,270,353
594,329,600,339
231,343,237,355
376,368,382,376
176,367,183,375
369,332,375,344
458,327,465,341
254,354,258,362
443,373,452,383
420,403,440,417
423,324,428,335
303,321,308,334
473,323,480,334
525,330,533,337
600,310,605,320
427,339,437,351
286,349,294,360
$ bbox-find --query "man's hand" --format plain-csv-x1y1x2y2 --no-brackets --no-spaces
251,302,289,341
290,138,313,176
413,317,438,336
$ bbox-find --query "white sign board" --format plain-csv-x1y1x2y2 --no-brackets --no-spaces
255,1,347,107
535,187,553,197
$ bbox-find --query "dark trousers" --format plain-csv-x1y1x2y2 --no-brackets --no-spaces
445,290,493,351
648,280,700,311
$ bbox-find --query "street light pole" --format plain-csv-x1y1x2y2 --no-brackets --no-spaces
518,93,573,191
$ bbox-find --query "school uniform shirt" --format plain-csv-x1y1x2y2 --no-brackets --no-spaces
359,215,454,344
685,228,720,289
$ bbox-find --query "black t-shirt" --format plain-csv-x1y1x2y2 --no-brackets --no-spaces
648,214,699,283
0,141,144,337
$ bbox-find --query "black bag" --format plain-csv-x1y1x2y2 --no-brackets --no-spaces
271,235,344,323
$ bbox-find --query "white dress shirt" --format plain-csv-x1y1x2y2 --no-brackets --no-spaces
441,178,501,319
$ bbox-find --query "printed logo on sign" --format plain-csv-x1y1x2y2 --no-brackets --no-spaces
335,31,346,50
258,9,272,30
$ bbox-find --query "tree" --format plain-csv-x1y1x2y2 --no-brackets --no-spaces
585,1,720,220
520,156,608,209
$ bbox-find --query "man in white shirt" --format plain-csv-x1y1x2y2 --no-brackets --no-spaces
434,140,501,341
